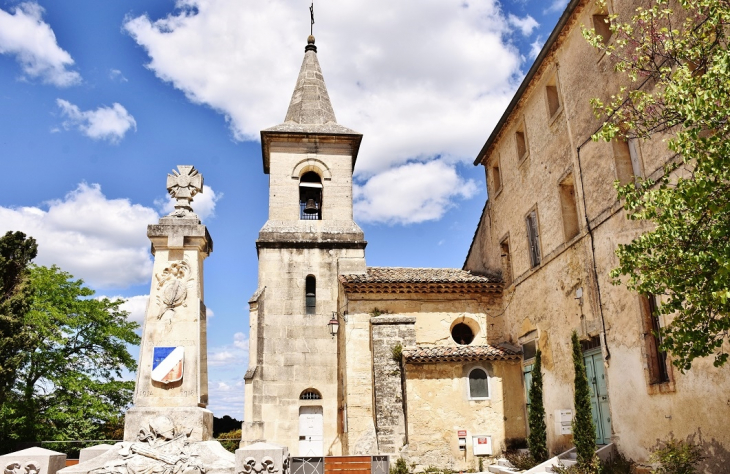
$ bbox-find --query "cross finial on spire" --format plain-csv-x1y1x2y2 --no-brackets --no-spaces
310,2,314,36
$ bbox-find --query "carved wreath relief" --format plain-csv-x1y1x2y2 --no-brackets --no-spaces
4,463,39,474
91,416,204,474
155,260,193,321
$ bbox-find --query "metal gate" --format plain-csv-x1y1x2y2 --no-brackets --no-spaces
291,456,389,474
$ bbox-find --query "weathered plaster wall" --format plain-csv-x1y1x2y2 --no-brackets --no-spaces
404,360,525,470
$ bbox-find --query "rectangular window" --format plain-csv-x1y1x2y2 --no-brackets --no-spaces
515,125,528,161
500,238,513,286
640,295,670,384
592,14,612,44
546,75,561,119
612,140,635,186
305,276,316,315
559,174,580,241
525,210,541,268
492,162,502,194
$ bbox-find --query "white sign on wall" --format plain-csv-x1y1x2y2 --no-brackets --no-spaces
472,435,492,456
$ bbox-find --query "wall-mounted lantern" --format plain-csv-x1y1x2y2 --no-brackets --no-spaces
327,312,339,337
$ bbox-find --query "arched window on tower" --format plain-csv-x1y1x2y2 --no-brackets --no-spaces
300,172,322,220
305,275,316,315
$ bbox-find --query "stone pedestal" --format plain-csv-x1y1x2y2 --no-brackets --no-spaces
124,406,214,442
78,445,114,464
1,447,66,474
236,443,289,474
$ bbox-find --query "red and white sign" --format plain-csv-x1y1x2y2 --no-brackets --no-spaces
472,435,493,455
457,430,467,437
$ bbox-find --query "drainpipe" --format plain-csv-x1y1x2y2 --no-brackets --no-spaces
575,143,611,361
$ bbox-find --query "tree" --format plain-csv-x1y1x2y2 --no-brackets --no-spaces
0,265,140,453
570,332,596,469
527,349,548,463
584,0,730,370
0,231,38,404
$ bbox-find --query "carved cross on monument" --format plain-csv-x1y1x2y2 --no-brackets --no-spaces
166,165,203,217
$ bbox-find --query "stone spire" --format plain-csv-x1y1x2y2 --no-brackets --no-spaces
284,35,337,125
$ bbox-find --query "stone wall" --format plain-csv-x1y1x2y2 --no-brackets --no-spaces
370,316,415,454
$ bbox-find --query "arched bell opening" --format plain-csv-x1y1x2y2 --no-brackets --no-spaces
299,171,322,220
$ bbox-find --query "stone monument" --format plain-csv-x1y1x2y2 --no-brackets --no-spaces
58,166,234,474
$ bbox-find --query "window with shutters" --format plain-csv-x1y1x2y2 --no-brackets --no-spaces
639,295,671,386
525,209,541,268
305,275,316,315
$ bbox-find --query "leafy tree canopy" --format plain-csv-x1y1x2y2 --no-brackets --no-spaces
0,231,38,404
584,0,730,370
0,265,140,453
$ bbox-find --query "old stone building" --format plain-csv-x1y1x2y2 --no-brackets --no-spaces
241,35,525,469
464,0,730,466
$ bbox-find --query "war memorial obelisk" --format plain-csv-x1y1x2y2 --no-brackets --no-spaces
59,166,235,474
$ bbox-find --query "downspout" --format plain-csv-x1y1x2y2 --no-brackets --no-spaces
575,143,611,361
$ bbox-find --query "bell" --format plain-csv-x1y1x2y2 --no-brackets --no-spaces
303,198,318,214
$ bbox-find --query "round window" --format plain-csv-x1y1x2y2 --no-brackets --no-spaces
451,323,474,345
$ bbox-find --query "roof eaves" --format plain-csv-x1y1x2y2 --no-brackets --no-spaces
472,0,583,166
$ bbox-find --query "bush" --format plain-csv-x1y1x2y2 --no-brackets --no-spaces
390,458,409,474
217,429,241,453
650,438,704,474
392,343,403,364
528,349,548,463
504,451,538,471
551,453,634,474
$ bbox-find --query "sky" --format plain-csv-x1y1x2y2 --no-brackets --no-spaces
0,0,569,419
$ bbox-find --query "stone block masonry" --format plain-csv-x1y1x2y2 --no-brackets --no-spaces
370,316,416,454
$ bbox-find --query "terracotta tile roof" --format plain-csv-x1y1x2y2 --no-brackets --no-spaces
339,267,501,294
403,344,521,364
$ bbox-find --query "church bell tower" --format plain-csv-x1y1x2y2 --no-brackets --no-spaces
241,34,366,456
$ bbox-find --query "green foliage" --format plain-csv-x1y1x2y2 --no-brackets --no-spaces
650,438,704,474
583,0,730,370
217,429,242,453
0,265,140,453
370,308,390,317
390,457,410,474
391,343,403,364
527,349,549,463
551,456,604,474
571,332,597,469
0,231,38,404
504,450,538,470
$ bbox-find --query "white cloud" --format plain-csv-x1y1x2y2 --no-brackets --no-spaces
529,37,544,59
57,99,137,143
545,0,569,14
118,295,149,324
123,1,527,224
0,2,81,87
206,307,214,319
109,69,128,82
0,183,157,289
508,14,539,36
233,332,248,351
155,185,221,221
354,159,478,224
208,376,244,418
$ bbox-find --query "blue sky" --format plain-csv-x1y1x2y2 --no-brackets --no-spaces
0,0,568,418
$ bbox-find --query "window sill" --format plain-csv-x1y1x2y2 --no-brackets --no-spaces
548,107,563,126
518,153,530,167
647,380,676,395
